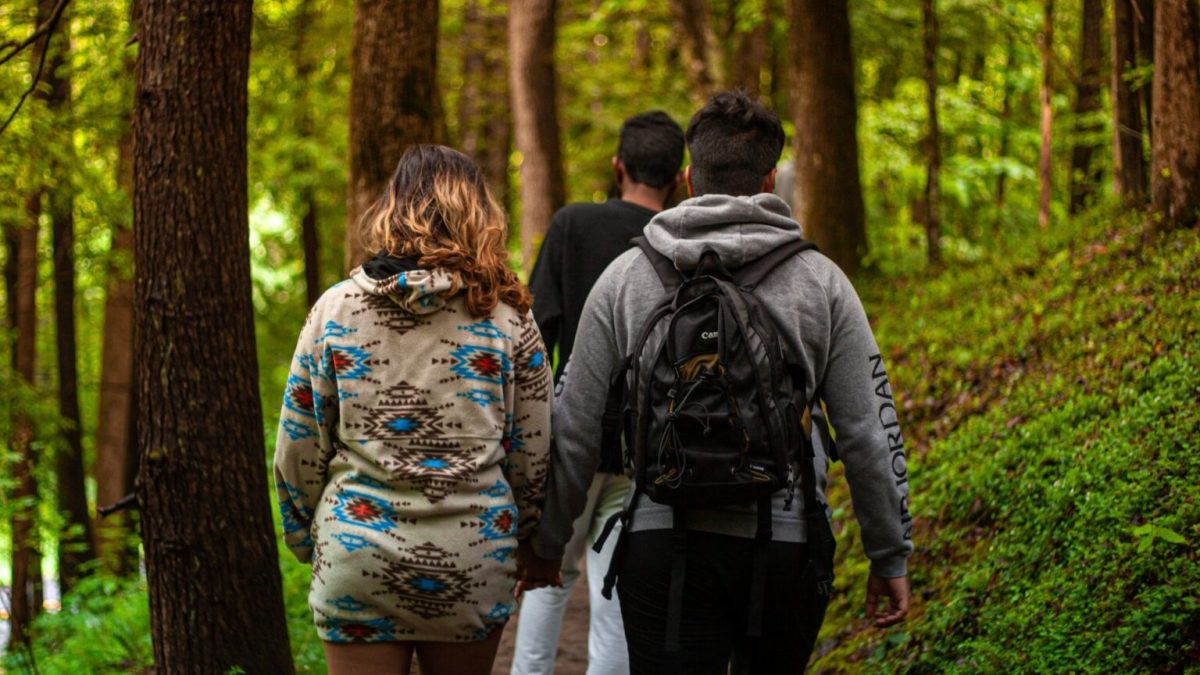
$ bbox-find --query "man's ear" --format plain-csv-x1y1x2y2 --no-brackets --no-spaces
685,166,695,197
762,167,778,195
672,170,685,191
612,156,624,185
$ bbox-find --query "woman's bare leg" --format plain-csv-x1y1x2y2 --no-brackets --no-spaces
414,625,506,675
323,641,415,675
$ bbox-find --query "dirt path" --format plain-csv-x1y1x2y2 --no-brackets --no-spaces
491,567,591,675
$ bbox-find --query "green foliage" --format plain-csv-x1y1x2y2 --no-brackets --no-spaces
2,575,152,674
812,209,1200,672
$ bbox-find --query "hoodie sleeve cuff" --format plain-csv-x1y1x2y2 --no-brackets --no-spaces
870,556,909,578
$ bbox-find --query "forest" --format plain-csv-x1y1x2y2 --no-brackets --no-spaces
0,0,1198,672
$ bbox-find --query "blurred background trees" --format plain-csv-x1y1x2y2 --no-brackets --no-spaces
0,0,1196,671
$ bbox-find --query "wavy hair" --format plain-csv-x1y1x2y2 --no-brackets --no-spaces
361,145,531,317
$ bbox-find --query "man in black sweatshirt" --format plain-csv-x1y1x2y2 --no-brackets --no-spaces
511,111,685,675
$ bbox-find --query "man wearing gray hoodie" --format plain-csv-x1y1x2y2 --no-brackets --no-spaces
526,91,912,673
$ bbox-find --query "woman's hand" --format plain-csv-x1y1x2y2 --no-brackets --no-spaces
514,539,564,598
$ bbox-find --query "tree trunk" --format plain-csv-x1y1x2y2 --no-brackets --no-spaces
730,17,769,97
8,192,42,649
293,0,321,306
459,0,512,210
1149,0,1200,229
1112,0,1148,201
1038,0,1054,228
344,0,439,273
1068,0,1104,214
133,2,294,671
510,0,566,271
35,0,95,592
996,34,1016,214
923,0,941,266
1137,0,1155,151
789,0,868,274
670,0,723,105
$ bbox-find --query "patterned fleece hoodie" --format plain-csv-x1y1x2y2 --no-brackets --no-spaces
273,265,552,643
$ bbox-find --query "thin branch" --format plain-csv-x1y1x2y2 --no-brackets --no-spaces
0,0,72,136
0,0,70,67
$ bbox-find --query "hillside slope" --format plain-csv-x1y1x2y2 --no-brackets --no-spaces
812,213,1200,673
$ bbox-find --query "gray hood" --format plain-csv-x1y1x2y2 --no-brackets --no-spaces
643,193,804,270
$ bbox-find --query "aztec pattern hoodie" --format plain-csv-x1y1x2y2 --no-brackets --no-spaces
274,264,552,643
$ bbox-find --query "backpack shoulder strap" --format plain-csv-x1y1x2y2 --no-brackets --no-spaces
734,239,817,289
632,236,683,293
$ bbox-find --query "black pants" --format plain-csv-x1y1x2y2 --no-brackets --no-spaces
616,530,829,675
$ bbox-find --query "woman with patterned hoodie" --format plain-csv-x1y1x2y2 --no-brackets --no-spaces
274,145,553,674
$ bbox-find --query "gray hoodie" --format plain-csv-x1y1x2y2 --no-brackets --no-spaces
531,193,913,578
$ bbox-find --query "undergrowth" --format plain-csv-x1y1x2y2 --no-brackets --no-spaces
811,209,1200,673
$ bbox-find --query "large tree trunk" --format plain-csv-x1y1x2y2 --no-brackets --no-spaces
344,0,439,273
36,0,95,592
1038,0,1055,229
294,0,321,306
1149,0,1200,229
1112,0,1148,202
670,0,723,105
459,0,512,210
133,2,293,671
730,16,769,97
8,192,42,649
510,0,566,270
1137,0,1155,152
923,0,941,266
789,0,868,274
1068,0,1104,214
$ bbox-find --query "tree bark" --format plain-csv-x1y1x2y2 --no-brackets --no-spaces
923,0,941,266
1038,0,1055,228
1068,0,1104,214
730,17,769,97
789,0,868,274
8,192,42,649
1149,0,1200,229
460,0,512,210
1136,0,1155,151
293,0,321,306
35,0,95,592
344,0,439,273
510,0,566,271
670,0,723,105
1112,0,1148,202
133,1,294,671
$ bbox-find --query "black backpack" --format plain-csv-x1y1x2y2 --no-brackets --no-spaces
593,236,836,651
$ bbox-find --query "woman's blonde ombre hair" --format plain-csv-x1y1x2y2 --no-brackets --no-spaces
361,145,531,317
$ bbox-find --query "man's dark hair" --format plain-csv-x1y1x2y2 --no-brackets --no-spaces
617,111,686,189
685,91,785,196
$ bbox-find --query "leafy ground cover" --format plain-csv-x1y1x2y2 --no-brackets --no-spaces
812,210,1200,673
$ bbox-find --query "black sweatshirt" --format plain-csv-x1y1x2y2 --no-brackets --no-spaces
529,199,658,381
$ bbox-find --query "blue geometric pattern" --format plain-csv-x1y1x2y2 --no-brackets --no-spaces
478,505,518,540
502,421,525,455
449,344,512,385
458,319,511,341
281,418,317,441
332,532,378,553
457,388,501,408
484,546,515,563
324,344,373,381
315,320,357,343
330,490,398,532
328,595,370,612
479,480,509,498
320,615,396,642
283,374,316,418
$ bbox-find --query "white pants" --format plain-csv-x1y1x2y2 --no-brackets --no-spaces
511,473,630,675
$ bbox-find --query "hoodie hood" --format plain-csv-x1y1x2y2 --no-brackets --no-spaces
643,193,804,270
349,265,457,315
